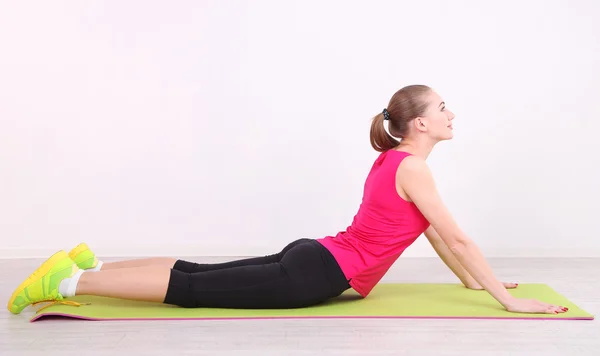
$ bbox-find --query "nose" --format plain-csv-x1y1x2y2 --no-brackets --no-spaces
448,110,455,120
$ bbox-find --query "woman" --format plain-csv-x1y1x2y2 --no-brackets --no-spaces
8,85,568,315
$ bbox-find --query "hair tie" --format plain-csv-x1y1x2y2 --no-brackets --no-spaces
382,108,390,121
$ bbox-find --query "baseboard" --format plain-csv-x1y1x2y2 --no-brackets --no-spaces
0,245,599,259
404,247,600,258
0,245,275,260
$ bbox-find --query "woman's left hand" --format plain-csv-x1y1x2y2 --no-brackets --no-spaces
466,282,518,290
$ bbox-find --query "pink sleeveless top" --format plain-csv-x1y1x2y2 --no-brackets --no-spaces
317,150,430,297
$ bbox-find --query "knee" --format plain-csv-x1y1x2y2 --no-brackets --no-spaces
163,271,197,308
176,299,196,308
164,289,196,308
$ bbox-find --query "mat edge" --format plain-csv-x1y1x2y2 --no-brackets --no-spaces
30,312,594,322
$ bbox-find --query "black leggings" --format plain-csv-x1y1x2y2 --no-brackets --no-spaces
163,238,351,309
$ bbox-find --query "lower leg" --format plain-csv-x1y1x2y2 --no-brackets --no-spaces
75,266,171,303
100,258,178,271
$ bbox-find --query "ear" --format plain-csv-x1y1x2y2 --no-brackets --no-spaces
413,117,427,133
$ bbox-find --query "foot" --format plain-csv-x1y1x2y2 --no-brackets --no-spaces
7,251,80,314
69,242,99,270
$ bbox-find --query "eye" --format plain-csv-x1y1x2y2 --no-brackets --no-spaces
441,106,446,111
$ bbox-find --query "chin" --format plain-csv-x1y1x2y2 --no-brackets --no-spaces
438,134,454,141
432,131,454,143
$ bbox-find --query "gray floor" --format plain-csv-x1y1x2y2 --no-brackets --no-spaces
1,256,598,355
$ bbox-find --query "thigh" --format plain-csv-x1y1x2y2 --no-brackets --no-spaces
167,262,295,309
173,255,279,274
172,238,314,273
164,239,332,309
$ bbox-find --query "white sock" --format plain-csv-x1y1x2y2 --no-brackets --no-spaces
87,260,103,272
58,269,85,297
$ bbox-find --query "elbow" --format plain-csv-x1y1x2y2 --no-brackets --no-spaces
448,236,471,255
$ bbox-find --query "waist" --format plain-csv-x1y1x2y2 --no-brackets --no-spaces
316,230,424,289
307,239,351,293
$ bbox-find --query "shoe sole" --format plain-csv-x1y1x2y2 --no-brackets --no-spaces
69,243,97,269
7,251,68,314
68,243,89,260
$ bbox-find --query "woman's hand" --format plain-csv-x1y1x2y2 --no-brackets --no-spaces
466,282,518,290
465,282,569,314
504,298,568,314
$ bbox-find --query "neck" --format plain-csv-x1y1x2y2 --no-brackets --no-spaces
393,137,437,159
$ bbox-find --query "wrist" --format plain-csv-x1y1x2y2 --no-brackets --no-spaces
463,276,479,289
499,295,517,308
478,281,516,307
463,281,480,289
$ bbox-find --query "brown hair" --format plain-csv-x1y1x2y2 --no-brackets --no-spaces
369,85,432,152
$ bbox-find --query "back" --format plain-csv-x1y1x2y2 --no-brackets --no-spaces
317,150,430,297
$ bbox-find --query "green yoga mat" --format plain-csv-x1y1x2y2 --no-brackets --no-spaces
30,283,594,322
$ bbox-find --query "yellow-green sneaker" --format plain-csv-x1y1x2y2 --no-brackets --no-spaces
7,250,80,314
68,243,99,270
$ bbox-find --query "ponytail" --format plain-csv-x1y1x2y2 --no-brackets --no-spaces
369,112,399,152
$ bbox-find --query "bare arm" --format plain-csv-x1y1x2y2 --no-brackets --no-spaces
424,226,517,290
424,226,478,287
398,156,566,314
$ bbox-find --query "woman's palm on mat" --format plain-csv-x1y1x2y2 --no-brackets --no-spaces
466,283,567,314
505,298,568,314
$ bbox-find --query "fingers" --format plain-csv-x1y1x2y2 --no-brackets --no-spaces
554,306,569,314
503,282,518,289
507,299,570,314
542,303,569,314
533,300,568,314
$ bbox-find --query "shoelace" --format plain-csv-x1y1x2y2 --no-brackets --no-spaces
32,300,91,313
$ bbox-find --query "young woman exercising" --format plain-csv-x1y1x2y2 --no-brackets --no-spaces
8,85,568,315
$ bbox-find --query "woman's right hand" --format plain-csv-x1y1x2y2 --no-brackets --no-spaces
504,298,568,314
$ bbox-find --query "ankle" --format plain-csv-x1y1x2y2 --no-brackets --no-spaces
87,260,103,271
58,269,85,297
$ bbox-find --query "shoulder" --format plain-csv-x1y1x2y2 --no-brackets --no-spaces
394,154,437,202
397,155,432,177
395,154,438,197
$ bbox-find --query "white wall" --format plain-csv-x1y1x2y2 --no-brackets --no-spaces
1,0,599,258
